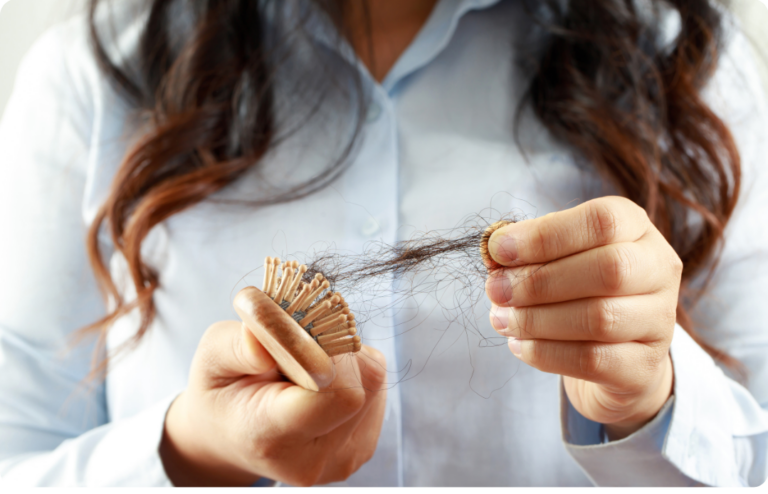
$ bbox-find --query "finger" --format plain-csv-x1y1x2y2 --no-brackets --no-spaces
319,388,387,484
508,338,666,391
266,347,372,442
489,295,676,343
486,237,671,307
488,196,651,266
196,321,277,384
270,346,387,486
317,346,388,484
314,345,388,443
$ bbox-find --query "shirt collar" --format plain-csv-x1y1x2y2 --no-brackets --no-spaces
381,0,502,93
293,0,504,94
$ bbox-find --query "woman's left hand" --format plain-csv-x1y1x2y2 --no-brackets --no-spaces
485,196,680,440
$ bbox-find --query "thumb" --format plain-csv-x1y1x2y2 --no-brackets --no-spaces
196,320,277,383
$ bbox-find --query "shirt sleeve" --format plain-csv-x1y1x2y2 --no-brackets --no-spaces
559,18,768,488
0,19,175,487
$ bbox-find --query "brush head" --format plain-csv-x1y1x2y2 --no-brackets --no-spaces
234,286,334,391
234,258,362,390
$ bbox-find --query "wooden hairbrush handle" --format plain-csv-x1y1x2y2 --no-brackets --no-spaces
234,286,335,391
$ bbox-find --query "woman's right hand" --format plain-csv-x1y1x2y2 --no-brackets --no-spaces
159,320,388,487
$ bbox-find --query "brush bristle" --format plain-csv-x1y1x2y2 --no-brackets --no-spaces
262,257,360,356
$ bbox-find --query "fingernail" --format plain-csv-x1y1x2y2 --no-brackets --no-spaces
490,306,510,332
489,232,518,264
508,337,522,357
487,272,513,305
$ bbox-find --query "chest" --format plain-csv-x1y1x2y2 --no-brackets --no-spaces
96,3,604,485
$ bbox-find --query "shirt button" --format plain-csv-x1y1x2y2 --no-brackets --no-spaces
360,217,381,237
366,102,382,122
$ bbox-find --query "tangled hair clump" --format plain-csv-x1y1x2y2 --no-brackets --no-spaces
284,214,522,375
303,219,515,291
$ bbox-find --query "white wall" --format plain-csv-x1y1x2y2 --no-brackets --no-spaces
0,0,766,119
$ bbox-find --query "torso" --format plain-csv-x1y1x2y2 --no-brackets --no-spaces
98,0,615,485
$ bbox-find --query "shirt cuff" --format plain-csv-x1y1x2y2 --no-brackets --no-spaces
560,323,737,486
253,477,277,487
661,324,761,486
0,392,179,486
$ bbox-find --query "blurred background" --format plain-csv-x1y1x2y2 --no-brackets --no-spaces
1,0,767,119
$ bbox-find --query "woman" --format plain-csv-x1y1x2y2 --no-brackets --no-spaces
0,0,766,487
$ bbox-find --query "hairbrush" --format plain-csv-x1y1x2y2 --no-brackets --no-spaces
233,257,360,391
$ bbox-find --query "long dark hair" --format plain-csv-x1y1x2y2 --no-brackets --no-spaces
83,0,741,373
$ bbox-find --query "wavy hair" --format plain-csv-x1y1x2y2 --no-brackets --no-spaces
83,0,741,373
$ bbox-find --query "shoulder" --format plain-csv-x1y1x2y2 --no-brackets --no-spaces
17,14,98,98
3,7,148,219
10,15,101,146
15,1,148,125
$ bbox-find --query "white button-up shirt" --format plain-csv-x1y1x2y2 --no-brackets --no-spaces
0,0,767,487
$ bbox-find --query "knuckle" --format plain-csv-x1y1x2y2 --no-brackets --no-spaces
359,352,387,389
664,304,678,334
526,340,545,368
294,461,325,487
340,457,361,481
669,250,684,278
534,220,563,261
521,265,550,302
249,438,286,461
587,299,620,340
365,346,386,367
586,200,619,246
363,347,387,381
194,327,224,373
367,367,388,391
324,449,363,484
231,331,251,369
644,340,669,367
335,387,366,416
514,307,537,338
306,456,328,486
363,442,377,464
597,245,633,293
579,344,608,378
291,475,315,489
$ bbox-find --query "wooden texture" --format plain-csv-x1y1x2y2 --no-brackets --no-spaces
234,286,335,391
